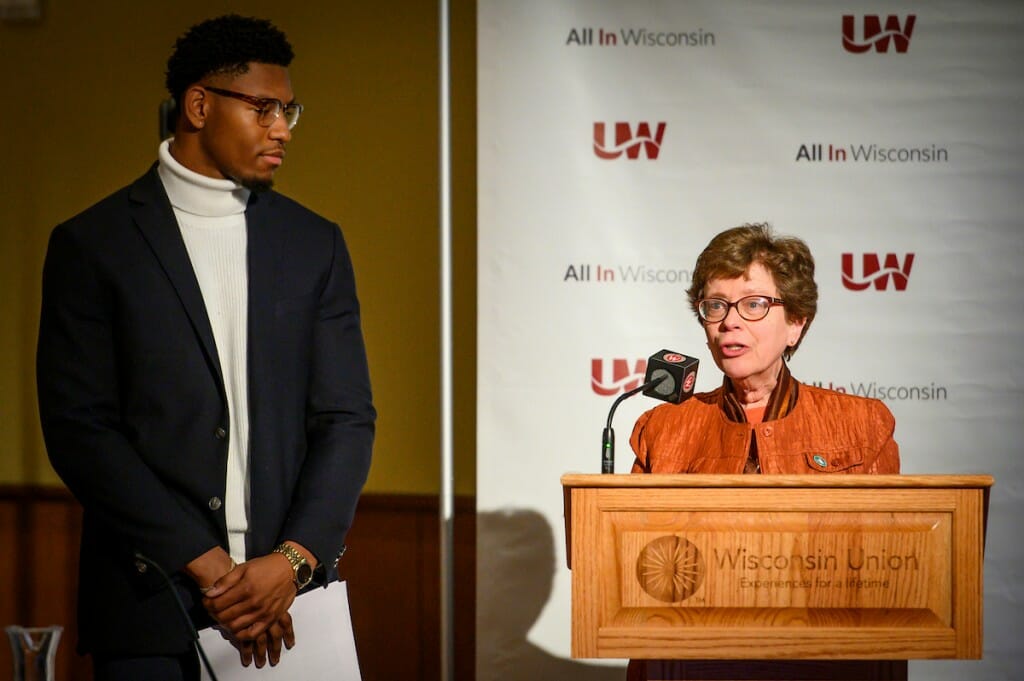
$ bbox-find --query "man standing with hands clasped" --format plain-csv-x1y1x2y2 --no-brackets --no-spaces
37,15,375,680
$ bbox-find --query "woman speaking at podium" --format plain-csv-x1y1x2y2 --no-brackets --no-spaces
626,223,900,680
630,223,900,477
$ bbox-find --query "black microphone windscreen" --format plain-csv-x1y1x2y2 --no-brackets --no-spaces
643,350,699,404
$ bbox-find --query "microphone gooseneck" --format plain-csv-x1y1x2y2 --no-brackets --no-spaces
599,349,700,474
601,374,669,474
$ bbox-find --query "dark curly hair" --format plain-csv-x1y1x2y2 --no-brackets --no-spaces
165,14,293,107
687,223,818,359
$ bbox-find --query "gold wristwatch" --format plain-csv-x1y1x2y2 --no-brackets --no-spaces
273,543,314,590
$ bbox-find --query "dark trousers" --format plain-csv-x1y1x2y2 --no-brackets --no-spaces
93,648,200,681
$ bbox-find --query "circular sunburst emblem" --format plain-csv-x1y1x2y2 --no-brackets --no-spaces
636,535,705,602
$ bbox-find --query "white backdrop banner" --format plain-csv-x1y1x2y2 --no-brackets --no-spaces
477,2,1024,679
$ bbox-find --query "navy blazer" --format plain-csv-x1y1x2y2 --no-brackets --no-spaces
36,167,375,655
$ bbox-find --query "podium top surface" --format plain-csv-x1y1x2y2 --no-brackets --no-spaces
561,473,994,489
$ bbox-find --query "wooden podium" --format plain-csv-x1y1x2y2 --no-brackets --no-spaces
562,474,991,679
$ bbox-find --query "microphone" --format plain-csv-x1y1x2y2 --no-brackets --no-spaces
601,349,699,474
642,349,700,404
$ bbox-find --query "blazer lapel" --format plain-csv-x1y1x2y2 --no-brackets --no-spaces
129,166,226,398
245,190,279,396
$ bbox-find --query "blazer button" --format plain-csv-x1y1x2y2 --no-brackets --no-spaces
208,496,223,511
135,560,148,574
763,426,773,437
215,427,227,439
332,545,348,569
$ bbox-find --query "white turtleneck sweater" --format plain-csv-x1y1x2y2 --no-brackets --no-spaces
157,139,251,564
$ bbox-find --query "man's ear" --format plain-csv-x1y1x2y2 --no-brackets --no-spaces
181,85,209,130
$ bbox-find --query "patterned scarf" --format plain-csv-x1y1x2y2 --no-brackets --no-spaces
719,362,800,473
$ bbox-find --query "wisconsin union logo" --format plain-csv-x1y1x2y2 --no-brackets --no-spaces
842,14,916,53
637,535,706,602
593,122,666,160
591,358,647,396
841,253,915,291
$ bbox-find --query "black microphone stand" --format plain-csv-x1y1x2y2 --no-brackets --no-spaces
134,553,220,681
601,375,667,473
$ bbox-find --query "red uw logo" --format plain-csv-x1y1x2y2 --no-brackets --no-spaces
683,371,697,392
593,122,666,160
591,358,647,395
842,15,916,53
664,353,684,363
841,253,915,291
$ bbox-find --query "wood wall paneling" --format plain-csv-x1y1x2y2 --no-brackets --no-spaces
0,488,476,681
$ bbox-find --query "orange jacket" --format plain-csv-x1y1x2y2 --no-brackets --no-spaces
630,383,900,475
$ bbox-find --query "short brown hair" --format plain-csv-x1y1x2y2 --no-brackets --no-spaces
687,223,817,358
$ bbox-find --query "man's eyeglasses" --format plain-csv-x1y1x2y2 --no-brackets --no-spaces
697,295,785,323
202,85,303,130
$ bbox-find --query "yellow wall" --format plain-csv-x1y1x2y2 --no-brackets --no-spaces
0,1,476,495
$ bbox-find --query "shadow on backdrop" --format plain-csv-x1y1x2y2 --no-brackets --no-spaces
477,508,624,681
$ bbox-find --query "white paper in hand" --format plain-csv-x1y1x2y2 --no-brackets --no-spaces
198,581,360,680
